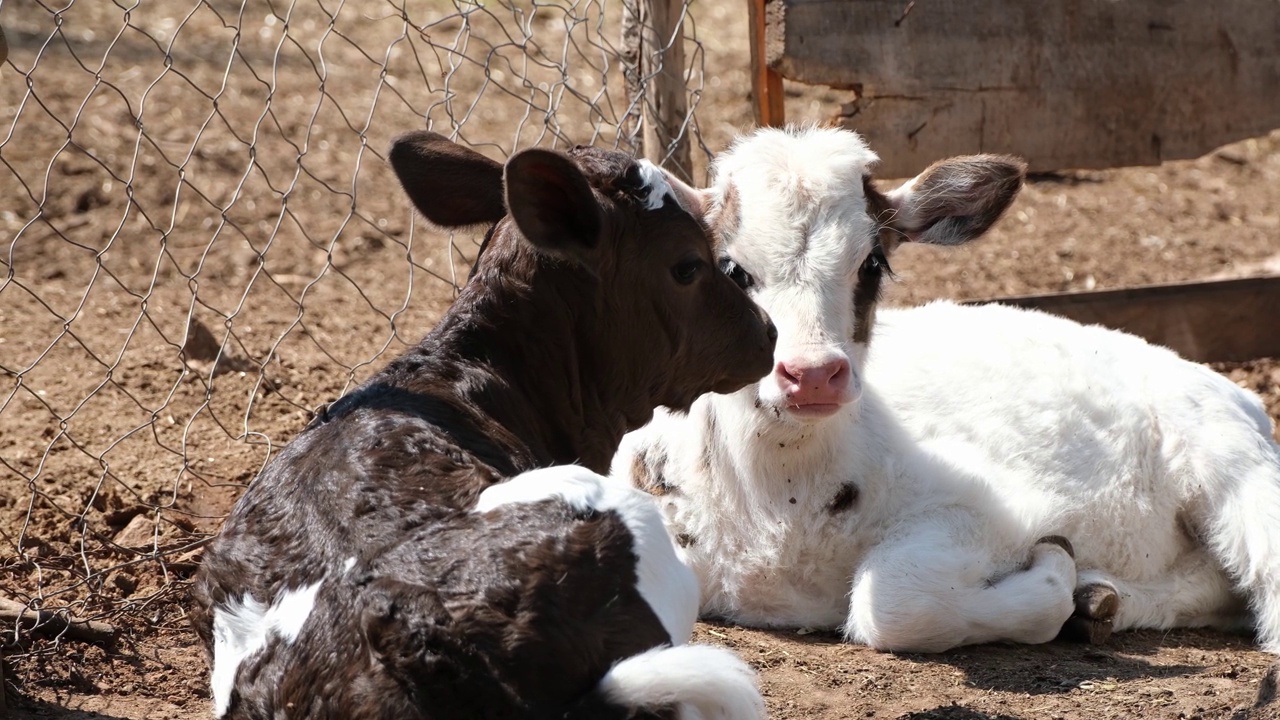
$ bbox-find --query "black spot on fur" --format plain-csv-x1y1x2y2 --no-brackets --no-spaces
827,483,859,514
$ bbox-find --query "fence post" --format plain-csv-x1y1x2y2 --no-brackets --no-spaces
748,0,785,127
621,0,693,182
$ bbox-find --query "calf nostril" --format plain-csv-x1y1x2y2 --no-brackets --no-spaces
829,362,849,383
777,362,800,386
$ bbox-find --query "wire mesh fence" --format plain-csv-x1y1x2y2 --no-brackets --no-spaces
0,0,716,695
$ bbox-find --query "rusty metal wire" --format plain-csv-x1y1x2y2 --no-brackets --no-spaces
0,0,708,692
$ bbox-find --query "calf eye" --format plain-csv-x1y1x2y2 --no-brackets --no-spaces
672,257,705,285
865,246,891,275
717,257,755,290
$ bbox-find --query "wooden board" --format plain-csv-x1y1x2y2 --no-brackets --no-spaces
749,0,785,127
767,0,1280,178
965,276,1280,364
622,0,693,181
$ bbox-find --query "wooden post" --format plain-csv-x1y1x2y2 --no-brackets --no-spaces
748,0,785,127
621,0,693,182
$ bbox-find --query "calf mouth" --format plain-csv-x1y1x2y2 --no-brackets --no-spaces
784,401,844,419
750,393,850,423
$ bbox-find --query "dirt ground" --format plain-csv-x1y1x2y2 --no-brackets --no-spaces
2,1,1279,719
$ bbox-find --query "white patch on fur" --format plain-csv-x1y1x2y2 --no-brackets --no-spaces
343,556,356,573
597,644,766,720
210,581,322,717
635,159,676,211
475,465,699,644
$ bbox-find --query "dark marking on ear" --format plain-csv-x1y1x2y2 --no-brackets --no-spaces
631,450,675,497
894,155,1026,246
827,483,860,514
676,533,696,548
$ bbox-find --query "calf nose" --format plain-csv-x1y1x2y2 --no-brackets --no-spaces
776,357,851,407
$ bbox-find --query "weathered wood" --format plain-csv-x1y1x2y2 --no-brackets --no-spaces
621,0,693,181
965,276,1280,364
619,0,644,155
0,598,117,645
748,0,785,127
770,0,1280,178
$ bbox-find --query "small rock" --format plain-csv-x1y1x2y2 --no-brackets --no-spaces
113,513,156,549
107,570,138,595
182,317,223,375
1214,148,1248,166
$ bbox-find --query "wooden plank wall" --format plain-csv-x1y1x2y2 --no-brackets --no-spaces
765,0,1280,178
965,276,1280,364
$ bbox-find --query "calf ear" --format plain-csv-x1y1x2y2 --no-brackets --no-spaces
504,148,602,261
388,131,506,228
884,155,1026,246
657,166,712,217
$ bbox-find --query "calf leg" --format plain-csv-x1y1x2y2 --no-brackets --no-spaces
1067,552,1246,640
1198,450,1280,653
1057,581,1121,645
846,527,1077,653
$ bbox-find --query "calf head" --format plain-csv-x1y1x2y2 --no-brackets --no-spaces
702,126,1024,423
389,132,776,423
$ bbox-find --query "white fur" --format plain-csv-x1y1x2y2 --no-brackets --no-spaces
711,127,879,411
597,644,766,720
211,581,323,716
476,465,699,645
612,125,1280,654
635,159,677,211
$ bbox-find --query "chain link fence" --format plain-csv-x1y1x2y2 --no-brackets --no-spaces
0,0,721,698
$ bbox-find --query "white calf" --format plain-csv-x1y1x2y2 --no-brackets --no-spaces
612,125,1280,654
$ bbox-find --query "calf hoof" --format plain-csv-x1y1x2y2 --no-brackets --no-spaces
1057,583,1118,645
1035,535,1075,559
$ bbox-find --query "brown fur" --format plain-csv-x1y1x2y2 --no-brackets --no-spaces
853,177,895,345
